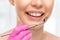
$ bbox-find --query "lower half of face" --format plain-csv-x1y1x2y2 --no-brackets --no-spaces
16,0,54,29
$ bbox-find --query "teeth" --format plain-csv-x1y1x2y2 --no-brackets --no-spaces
30,13,42,16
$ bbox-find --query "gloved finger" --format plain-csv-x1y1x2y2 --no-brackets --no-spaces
27,38,31,40
8,25,29,39
22,33,32,40
12,30,31,40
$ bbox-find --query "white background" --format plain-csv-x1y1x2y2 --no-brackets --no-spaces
0,0,60,37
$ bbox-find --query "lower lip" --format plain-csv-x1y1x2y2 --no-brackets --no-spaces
25,13,44,21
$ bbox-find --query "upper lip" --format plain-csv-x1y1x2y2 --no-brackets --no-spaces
26,10,45,14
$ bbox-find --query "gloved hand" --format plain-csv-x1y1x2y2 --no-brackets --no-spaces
8,23,32,40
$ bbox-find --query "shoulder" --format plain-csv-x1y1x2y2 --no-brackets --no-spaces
44,31,60,40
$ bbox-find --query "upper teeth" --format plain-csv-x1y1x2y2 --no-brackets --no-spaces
30,13,42,16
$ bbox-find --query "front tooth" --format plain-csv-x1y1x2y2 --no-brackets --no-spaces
34,13,37,16
30,13,42,16
30,13,36,16
36,13,41,16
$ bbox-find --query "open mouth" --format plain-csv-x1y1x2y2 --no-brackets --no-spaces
25,10,45,20
26,12,44,17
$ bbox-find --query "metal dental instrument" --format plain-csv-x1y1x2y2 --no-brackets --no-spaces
0,23,44,37
29,23,44,29
43,17,48,23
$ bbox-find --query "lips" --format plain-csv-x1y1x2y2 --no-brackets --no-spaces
25,10,45,20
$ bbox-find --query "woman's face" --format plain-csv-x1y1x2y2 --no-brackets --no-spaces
9,0,54,29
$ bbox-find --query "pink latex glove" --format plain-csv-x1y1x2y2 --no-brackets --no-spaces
8,23,32,40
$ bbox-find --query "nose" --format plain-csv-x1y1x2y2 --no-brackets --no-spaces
31,0,43,9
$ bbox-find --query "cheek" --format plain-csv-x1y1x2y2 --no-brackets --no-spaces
43,0,54,16
42,0,54,18
16,0,31,10
44,0,54,11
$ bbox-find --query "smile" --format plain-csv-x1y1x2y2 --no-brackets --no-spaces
25,10,45,20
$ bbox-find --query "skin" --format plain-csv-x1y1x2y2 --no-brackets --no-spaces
0,0,60,40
